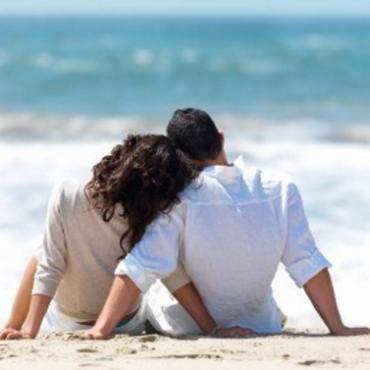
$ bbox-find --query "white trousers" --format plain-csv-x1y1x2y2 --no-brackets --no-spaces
40,301,146,335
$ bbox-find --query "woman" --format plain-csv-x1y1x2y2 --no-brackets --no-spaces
0,134,218,339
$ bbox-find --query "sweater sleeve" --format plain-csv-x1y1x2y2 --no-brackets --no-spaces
32,182,68,297
281,182,332,287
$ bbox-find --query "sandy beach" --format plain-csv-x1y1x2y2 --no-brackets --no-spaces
1,330,369,370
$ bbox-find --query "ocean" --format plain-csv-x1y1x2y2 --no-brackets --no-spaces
0,16,369,330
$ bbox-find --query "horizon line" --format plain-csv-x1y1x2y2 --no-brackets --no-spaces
1,12,370,18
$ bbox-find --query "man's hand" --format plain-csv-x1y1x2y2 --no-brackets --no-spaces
330,326,369,336
216,326,257,338
304,269,370,336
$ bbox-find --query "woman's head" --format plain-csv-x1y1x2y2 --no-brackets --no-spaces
85,134,198,255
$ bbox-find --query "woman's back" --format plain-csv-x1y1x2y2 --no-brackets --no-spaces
34,180,130,321
34,179,190,323
33,134,196,325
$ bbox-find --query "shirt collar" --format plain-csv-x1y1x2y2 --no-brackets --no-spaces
202,155,246,185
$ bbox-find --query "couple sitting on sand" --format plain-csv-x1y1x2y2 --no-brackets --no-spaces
1,108,369,340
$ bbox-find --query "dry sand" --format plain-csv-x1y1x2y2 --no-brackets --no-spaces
0,330,369,370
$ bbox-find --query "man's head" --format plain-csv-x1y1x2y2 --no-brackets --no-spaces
166,108,224,163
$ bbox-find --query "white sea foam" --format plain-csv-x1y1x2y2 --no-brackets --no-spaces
32,52,98,74
239,59,282,75
0,113,310,141
0,50,9,66
0,113,163,140
208,57,282,76
132,49,154,66
286,34,353,52
180,48,198,64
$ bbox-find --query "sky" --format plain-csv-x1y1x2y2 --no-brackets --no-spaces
1,0,370,16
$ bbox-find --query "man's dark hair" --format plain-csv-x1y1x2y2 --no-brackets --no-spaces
166,108,222,161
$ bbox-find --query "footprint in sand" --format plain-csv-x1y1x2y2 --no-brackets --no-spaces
116,347,138,355
298,359,325,366
140,344,155,351
153,353,222,360
79,363,99,367
26,346,38,354
138,335,159,343
76,347,99,353
298,358,341,366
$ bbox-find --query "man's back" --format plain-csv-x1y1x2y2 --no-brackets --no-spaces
117,156,331,333
180,157,288,331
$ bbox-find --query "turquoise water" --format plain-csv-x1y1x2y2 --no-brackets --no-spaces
1,16,370,123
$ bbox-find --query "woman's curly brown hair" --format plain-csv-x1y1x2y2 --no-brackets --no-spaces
85,134,198,257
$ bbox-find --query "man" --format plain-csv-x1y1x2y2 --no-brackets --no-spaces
84,108,369,339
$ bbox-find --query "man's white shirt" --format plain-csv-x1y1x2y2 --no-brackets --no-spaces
115,155,331,333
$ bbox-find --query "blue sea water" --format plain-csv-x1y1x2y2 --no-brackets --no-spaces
0,16,370,329
0,16,370,122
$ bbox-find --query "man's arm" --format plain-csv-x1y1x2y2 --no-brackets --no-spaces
84,206,186,340
281,182,368,335
304,268,369,336
83,275,140,339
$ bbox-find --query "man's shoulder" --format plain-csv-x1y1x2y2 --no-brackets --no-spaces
257,168,294,194
180,156,294,204
180,172,231,204
235,156,294,198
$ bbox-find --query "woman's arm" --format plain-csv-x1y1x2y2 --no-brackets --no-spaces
3,184,69,340
0,257,38,339
5,295,52,339
0,257,54,340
